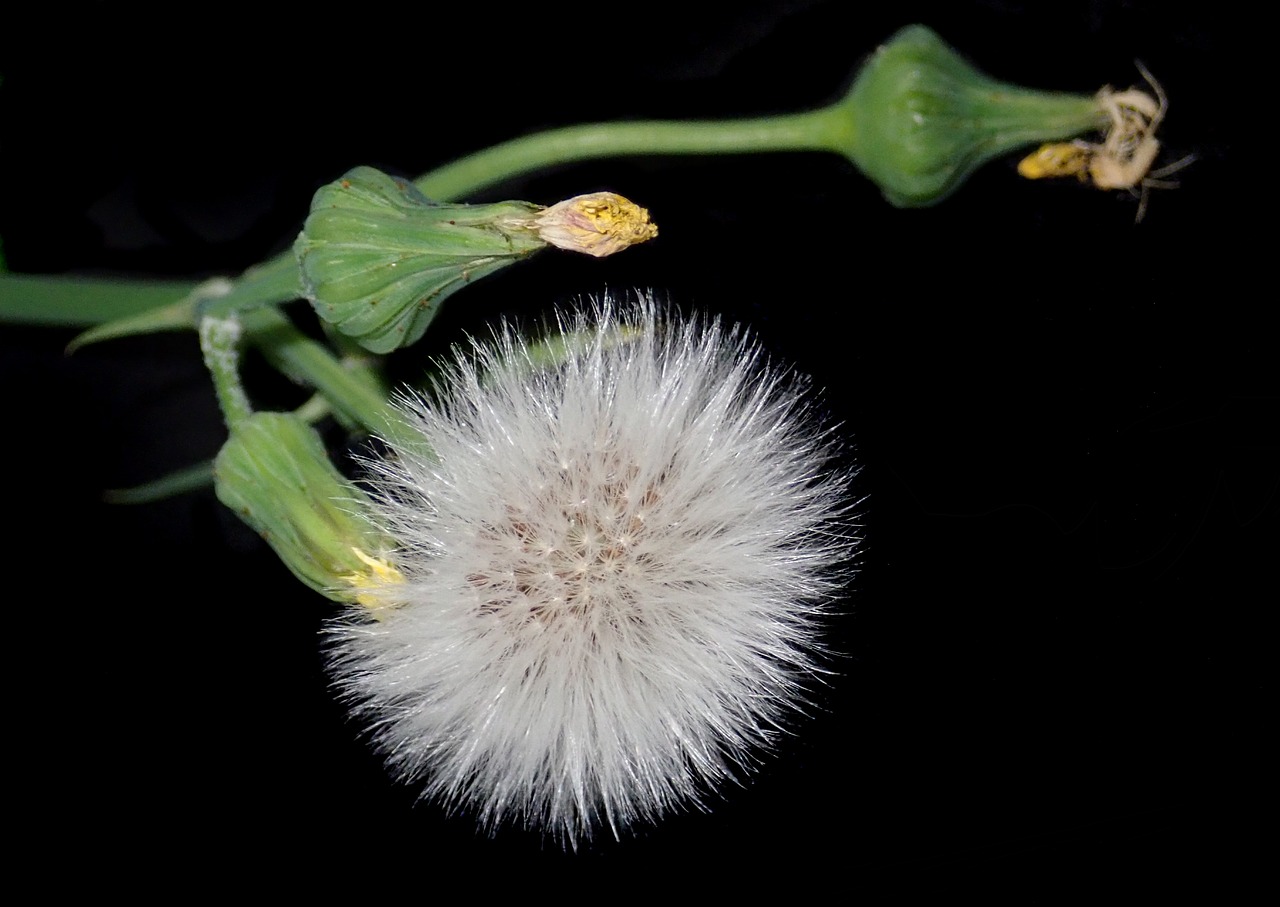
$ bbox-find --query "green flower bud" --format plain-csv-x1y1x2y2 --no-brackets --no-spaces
295,167,655,354
213,411,401,606
842,25,1104,207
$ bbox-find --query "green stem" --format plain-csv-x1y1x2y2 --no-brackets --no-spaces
198,316,254,428
416,107,851,200
199,253,302,318
0,236,302,332
104,461,216,505
0,274,201,325
238,306,417,451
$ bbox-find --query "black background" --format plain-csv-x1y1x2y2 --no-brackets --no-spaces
1,0,1267,888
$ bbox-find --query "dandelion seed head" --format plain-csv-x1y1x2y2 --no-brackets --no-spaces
326,293,856,845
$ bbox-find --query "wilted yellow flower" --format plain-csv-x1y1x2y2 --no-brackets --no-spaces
531,192,658,258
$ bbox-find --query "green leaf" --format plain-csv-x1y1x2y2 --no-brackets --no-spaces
67,293,202,352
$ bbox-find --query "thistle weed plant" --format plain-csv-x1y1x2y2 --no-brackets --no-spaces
0,9,1222,859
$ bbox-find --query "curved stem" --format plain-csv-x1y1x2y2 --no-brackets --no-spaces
198,316,254,428
417,106,851,200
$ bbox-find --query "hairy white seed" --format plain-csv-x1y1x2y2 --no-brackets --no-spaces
326,293,856,846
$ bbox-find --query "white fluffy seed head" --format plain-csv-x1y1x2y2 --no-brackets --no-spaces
326,293,856,846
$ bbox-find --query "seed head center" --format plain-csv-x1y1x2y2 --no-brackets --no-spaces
471,453,663,626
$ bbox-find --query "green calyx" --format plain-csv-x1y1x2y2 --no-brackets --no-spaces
295,166,548,354
841,25,1104,207
213,411,398,603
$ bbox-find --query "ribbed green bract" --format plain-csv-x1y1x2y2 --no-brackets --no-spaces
295,166,546,354
844,25,1102,207
214,411,390,601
